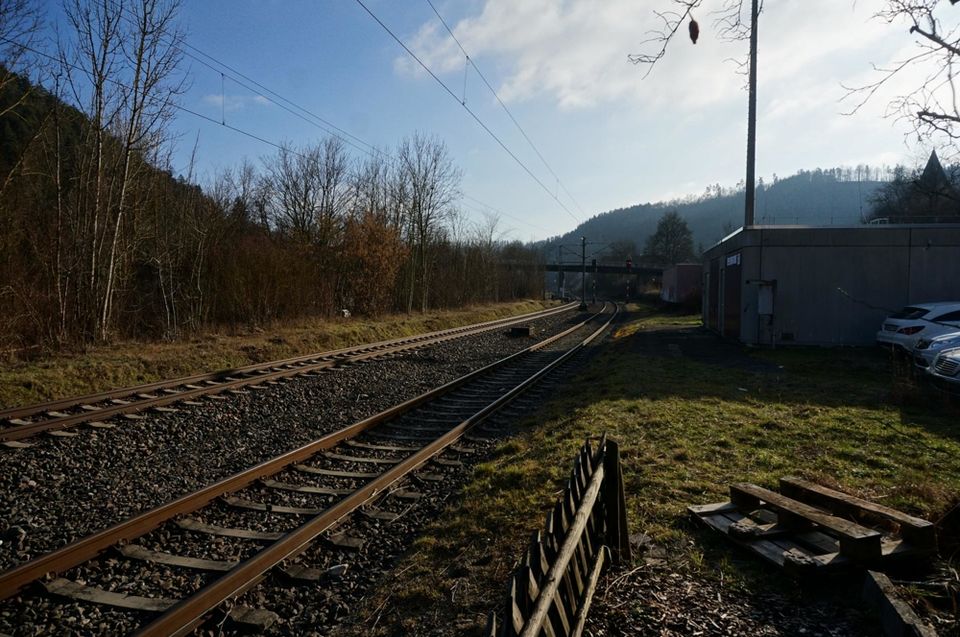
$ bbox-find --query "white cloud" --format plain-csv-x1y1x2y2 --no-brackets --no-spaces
397,0,929,117
201,93,271,112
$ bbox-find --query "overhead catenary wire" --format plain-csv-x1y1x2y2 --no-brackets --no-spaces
10,8,550,238
5,36,325,161
100,0,391,162
424,0,589,219
101,1,558,236
353,0,581,225
92,0,578,236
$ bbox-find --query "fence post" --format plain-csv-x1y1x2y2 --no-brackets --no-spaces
602,438,631,565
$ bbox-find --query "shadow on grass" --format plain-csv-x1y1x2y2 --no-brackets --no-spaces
602,312,960,448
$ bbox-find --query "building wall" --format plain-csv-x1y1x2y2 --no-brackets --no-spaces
702,225,960,346
660,264,703,304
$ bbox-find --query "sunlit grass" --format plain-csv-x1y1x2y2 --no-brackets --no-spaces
0,299,556,408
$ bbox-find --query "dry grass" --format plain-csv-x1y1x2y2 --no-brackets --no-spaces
337,300,960,636
0,300,555,409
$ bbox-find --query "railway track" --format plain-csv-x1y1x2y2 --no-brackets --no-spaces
0,302,575,443
0,302,618,636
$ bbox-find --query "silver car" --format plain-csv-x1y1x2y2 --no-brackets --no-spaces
876,302,960,352
928,348,960,389
913,331,960,369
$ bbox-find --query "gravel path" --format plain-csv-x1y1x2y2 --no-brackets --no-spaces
0,309,582,571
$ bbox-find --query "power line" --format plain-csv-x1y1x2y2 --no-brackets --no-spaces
353,0,581,225
100,0,387,162
461,194,551,234
424,0,589,219
4,36,316,161
5,35,543,236
96,0,576,232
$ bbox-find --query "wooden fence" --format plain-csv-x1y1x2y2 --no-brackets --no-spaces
485,435,631,637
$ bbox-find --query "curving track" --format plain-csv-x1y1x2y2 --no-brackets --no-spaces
0,303,618,636
0,303,575,443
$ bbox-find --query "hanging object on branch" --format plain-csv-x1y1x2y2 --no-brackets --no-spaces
689,16,700,44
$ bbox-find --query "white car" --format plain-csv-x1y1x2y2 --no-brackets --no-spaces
876,303,960,352
913,330,960,369
928,348,960,389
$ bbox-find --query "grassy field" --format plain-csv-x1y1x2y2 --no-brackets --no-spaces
339,300,960,636
0,299,556,409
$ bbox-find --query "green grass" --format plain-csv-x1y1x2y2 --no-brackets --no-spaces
337,301,960,636
0,300,556,408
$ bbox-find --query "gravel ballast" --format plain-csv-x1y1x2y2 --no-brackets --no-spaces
0,309,584,571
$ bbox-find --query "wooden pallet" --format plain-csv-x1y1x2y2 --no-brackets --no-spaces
688,476,936,575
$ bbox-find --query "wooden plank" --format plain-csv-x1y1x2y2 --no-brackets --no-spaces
730,484,882,561
345,439,418,452
325,533,364,551
228,606,279,632
222,496,324,516
390,489,423,501
429,457,463,468
862,570,938,637
323,452,398,465
175,518,283,541
509,574,525,634
43,578,175,612
292,464,377,479
358,507,400,522
118,544,237,572
570,547,607,637
367,430,434,442
693,504,853,573
260,478,350,496
280,565,322,583
779,477,936,550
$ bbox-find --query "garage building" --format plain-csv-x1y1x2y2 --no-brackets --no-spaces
701,224,960,346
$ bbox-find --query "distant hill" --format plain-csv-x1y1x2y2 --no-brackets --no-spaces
537,167,892,259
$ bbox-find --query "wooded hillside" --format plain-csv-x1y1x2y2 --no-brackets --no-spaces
0,67,543,355
539,167,892,260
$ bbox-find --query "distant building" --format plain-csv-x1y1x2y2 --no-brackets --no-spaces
660,263,702,305
702,224,960,346
871,150,960,223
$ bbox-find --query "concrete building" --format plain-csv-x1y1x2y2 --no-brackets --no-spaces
660,263,702,304
702,224,960,346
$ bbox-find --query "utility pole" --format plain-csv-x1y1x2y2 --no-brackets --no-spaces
579,236,588,310
557,245,563,298
744,0,759,228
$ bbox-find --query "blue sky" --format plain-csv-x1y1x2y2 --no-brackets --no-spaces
44,0,944,241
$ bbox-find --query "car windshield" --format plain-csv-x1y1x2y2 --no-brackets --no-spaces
890,306,930,320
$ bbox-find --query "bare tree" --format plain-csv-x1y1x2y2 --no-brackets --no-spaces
628,0,758,75
100,0,187,338
0,0,42,117
842,1,960,153
261,143,323,242
60,0,185,340
396,133,461,313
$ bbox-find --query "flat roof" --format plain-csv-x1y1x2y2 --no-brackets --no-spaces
706,223,960,252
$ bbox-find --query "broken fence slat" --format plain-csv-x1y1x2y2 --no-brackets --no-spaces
492,438,628,637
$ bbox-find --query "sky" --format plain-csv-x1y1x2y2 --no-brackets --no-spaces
42,0,949,241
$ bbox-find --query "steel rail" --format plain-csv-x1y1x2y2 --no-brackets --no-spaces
0,303,577,442
135,303,620,637
0,302,574,420
0,304,609,602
